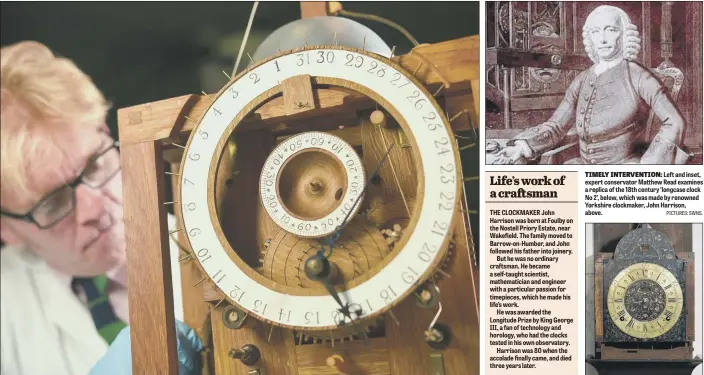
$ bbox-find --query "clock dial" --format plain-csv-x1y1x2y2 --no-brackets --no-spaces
260,132,366,238
607,262,683,339
177,46,460,331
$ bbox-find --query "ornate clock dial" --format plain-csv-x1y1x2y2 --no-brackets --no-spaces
177,46,460,331
607,262,683,339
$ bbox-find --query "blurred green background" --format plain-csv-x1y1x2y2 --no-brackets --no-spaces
1,1,479,131
1,1,481,255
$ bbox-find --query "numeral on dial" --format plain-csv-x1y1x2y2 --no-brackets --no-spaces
304,312,320,325
212,269,226,283
401,266,419,284
253,300,268,315
228,286,245,302
380,285,397,303
625,319,635,330
279,309,292,323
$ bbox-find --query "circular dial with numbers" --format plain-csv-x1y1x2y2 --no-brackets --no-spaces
260,132,366,238
178,46,460,331
607,263,683,339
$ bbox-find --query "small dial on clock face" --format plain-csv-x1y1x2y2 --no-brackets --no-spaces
607,262,683,339
260,132,366,238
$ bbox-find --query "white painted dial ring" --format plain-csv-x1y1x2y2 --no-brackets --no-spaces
260,132,366,238
179,47,459,330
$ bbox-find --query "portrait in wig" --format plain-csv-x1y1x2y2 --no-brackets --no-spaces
485,2,702,165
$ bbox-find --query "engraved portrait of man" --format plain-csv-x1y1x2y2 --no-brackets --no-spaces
489,4,695,165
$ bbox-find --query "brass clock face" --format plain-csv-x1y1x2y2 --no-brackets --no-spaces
607,262,683,339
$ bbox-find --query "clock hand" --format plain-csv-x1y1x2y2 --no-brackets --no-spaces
304,251,363,326
304,250,370,346
323,141,396,258
304,252,347,310
304,142,395,325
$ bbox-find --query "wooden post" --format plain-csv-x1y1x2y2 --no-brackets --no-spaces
300,2,329,18
120,140,179,374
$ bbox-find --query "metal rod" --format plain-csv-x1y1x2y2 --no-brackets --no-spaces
449,110,466,123
388,310,400,326
201,91,214,102
459,143,476,151
193,276,207,287
413,62,423,76
436,268,451,278
214,298,226,309
231,1,259,76
427,285,443,332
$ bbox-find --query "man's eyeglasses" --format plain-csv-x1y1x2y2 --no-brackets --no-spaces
0,140,121,229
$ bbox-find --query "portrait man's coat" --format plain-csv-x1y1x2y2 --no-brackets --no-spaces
514,59,687,164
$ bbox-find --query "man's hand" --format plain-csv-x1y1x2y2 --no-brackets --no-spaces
89,320,203,375
493,142,530,165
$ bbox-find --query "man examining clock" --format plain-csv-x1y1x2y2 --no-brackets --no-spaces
0,40,202,374
493,5,688,165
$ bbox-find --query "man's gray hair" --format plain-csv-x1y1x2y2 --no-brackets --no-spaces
582,5,641,63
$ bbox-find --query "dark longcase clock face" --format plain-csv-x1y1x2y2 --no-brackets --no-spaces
607,262,683,340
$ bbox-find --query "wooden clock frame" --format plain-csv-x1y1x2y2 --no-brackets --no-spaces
116,14,480,372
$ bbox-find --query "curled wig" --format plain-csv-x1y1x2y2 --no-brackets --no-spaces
582,5,641,63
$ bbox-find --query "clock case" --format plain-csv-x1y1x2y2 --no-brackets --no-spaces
114,4,481,375
594,227,696,360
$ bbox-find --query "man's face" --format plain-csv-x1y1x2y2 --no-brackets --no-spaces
587,11,623,61
0,127,125,277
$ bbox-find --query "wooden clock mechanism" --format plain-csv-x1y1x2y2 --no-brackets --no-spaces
116,3,479,374
591,226,700,375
